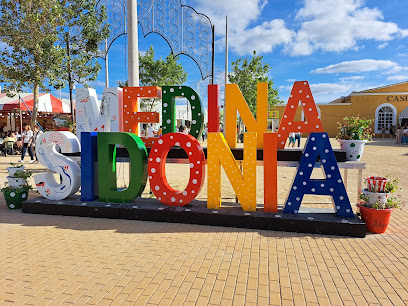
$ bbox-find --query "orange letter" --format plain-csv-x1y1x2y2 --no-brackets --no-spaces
277,81,323,149
263,133,277,212
225,83,267,149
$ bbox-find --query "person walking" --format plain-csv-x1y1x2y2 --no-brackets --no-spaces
19,124,34,163
32,126,43,162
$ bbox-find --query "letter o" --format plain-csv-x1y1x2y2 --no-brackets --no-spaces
148,133,205,206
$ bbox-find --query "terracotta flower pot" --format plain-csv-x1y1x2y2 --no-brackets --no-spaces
364,176,388,193
358,204,393,234
3,188,29,209
337,139,367,161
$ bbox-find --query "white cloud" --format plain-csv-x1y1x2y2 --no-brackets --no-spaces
340,76,366,82
309,83,350,95
286,0,408,56
286,79,297,82
377,42,388,49
311,59,396,74
87,80,106,87
280,82,349,95
386,75,408,81
228,20,294,55
186,0,408,56
186,0,293,55
384,65,408,74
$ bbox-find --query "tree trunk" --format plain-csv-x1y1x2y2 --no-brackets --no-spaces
31,82,39,129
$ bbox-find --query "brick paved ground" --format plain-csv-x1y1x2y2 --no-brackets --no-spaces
0,138,408,305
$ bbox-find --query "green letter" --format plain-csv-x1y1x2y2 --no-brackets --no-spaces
98,132,148,203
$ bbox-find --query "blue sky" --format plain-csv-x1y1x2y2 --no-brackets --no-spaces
54,0,408,106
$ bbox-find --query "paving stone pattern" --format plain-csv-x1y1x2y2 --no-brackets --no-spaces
1,138,408,305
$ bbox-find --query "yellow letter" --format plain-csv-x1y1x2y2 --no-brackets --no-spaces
225,83,267,148
207,132,257,211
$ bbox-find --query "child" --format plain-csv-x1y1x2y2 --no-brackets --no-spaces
288,132,295,147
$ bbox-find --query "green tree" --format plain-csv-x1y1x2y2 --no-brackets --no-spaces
117,45,188,111
51,0,109,119
0,0,66,128
228,51,282,116
0,0,109,128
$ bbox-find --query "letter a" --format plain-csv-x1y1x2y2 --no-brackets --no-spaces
277,81,323,149
283,132,354,218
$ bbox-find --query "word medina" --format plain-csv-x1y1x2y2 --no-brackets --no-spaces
34,81,354,218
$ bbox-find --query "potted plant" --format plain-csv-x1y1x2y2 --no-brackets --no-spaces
2,182,32,210
358,176,402,234
337,116,373,161
6,168,32,188
6,163,25,177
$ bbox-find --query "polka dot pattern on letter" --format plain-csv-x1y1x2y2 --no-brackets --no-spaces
148,133,205,207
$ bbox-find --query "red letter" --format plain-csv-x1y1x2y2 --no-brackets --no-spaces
148,133,205,206
208,84,220,132
277,81,323,149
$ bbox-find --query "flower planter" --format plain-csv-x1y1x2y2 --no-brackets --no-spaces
3,188,29,209
337,139,367,161
6,166,25,178
6,177,27,188
358,204,393,234
362,188,389,206
364,176,388,193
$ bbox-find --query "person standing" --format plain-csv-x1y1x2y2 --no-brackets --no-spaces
32,126,43,162
147,124,156,137
396,124,402,144
19,124,34,163
288,132,296,148
295,132,301,147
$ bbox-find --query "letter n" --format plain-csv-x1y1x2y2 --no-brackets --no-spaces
225,83,267,149
207,132,257,211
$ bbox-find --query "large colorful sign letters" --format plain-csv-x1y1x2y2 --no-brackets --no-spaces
34,82,354,218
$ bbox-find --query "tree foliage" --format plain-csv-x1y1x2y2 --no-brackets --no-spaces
118,45,188,111
0,0,108,127
52,0,109,89
228,51,282,116
0,0,65,127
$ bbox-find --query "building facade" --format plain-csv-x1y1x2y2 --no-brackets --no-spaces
274,81,408,137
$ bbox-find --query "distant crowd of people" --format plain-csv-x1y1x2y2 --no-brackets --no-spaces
141,123,209,142
395,125,408,144
0,124,43,162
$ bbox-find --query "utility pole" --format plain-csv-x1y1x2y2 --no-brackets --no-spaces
127,0,139,87
66,34,75,124
105,38,109,87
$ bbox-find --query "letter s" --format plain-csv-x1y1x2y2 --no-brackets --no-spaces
34,131,81,200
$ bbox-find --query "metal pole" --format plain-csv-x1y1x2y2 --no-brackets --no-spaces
19,96,23,133
105,38,109,87
224,16,228,135
211,25,215,85
66,34,75,124
127,0,139,87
